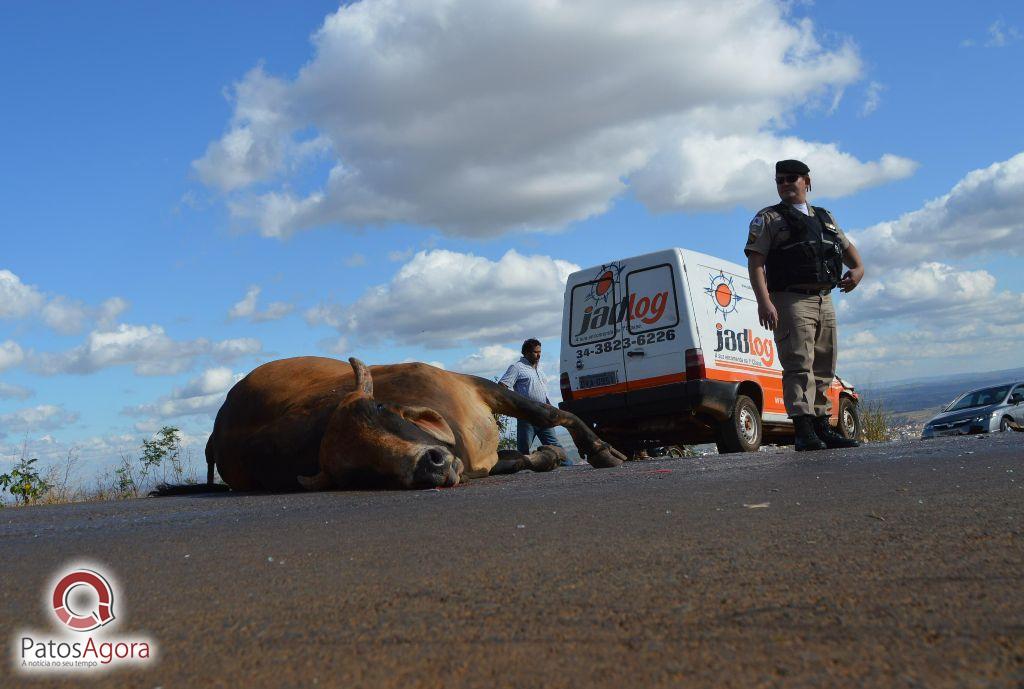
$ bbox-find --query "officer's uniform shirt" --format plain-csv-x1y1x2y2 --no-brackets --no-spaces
743,203,851,290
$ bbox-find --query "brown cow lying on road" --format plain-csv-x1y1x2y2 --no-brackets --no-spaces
154,356,625,494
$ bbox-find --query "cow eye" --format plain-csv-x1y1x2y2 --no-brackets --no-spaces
375,403,386,413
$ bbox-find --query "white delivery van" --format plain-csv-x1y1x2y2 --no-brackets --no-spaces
558,248,860,454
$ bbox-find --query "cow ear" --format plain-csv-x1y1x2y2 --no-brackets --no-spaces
400,406,456,446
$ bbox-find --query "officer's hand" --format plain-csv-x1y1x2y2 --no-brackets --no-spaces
840,266,864,293
758,301,778,331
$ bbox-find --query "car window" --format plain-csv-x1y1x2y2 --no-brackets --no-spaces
1011,385,1024,400
946,385,1013,411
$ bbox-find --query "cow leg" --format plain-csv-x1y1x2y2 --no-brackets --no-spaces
489,449,528,475
468,377,625,468
489,447,561,475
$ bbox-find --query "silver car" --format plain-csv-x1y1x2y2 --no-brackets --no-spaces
921,382,1024,438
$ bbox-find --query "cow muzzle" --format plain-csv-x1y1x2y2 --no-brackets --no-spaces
411,447,460,488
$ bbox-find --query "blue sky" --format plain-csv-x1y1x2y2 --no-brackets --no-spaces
2,1,1022,474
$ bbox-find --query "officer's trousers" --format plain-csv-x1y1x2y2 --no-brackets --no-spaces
771,291,837,418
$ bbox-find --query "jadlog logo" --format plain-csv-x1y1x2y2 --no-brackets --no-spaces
714,324,775,367
13,563,156,675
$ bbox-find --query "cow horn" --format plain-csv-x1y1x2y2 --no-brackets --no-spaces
297,470,333,491
349,357,373,396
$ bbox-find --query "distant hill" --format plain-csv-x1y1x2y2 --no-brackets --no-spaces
857,366,1024,418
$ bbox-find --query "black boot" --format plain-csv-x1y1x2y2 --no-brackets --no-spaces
794,415,826,451
814,416,861,449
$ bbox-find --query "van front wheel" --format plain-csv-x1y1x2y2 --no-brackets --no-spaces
716,395,762,453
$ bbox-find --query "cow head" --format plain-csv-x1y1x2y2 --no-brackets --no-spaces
298,358,463,490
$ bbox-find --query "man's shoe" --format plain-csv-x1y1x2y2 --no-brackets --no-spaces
794,415,826,451
814,416,861,449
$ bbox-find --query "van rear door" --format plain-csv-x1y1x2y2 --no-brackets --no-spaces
565,264,629,399
621,259,684,397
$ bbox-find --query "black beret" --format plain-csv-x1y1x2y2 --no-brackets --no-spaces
776,159,810,175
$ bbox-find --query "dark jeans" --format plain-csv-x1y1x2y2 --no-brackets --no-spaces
516,420,562,455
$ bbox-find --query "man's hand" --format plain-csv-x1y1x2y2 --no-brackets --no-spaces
839,266,864,293
758,301,778,331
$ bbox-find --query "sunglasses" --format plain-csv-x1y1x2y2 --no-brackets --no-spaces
775,174,803,185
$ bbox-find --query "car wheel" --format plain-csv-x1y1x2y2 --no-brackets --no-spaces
1000,416,1011,432
717,395,762,453
665,446,684,458
838,396,862,440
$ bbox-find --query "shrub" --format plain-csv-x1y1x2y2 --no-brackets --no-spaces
0,456,51,506
858,398,892,442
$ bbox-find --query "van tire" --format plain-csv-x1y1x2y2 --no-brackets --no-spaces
838,396,861,440
716,395,761,453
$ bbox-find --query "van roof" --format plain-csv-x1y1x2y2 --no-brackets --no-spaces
567,247,748,282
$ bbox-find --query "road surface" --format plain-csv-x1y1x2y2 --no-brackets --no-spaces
2,432,1022,688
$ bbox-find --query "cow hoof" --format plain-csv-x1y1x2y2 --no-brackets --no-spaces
588,445,626,468
528,445,565,472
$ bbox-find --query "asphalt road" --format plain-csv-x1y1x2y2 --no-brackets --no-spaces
2,433,1023,688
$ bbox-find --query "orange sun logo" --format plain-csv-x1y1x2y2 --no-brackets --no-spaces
704,271,744,320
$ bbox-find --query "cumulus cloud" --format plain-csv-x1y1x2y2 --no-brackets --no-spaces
192,66,330,191
0,270,45,319
451,345,521,378
0,405,79,439
197,0,914,237
124,367,243,419
306,249,577,348
0,341,25,372
630,132,915,212
29,325,262,376
839,262,1013,326
0,382,32,400
0,269,129,335
850,152,1024,268
228,285,294,322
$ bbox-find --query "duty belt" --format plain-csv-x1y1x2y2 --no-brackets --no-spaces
781,287,831,296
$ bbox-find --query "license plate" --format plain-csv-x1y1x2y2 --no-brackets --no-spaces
578,371,618,389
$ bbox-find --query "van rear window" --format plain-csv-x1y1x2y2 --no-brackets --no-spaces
569,279,619,346
624,264,679,334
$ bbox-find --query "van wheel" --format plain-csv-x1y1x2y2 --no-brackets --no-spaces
838,396,861,440
716,395,761,453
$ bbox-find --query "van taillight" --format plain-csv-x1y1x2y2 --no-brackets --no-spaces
559,372,574,402
685,348,705,380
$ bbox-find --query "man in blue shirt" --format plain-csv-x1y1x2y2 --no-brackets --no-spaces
498,338,566,459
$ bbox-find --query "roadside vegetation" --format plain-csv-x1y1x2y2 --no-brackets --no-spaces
858,398,895,442
0,426,201,508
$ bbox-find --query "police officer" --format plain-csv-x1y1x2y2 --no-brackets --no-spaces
744,160,864,451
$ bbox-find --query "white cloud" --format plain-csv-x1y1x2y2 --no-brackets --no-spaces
228,285,294,322
30,325,262,376
0,405,79,439
197,0,914,237
0,341,25,372
192,66,329,191
125,367,244,420
851,152,1024,268
984,19,1021,48
859,81,884,117
307,249,577,349
0,382,32,400
0,270,45,319
630,132,915,213
451,345,521,378
40,296,90,335
0,269,129,335
343,253,367,267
